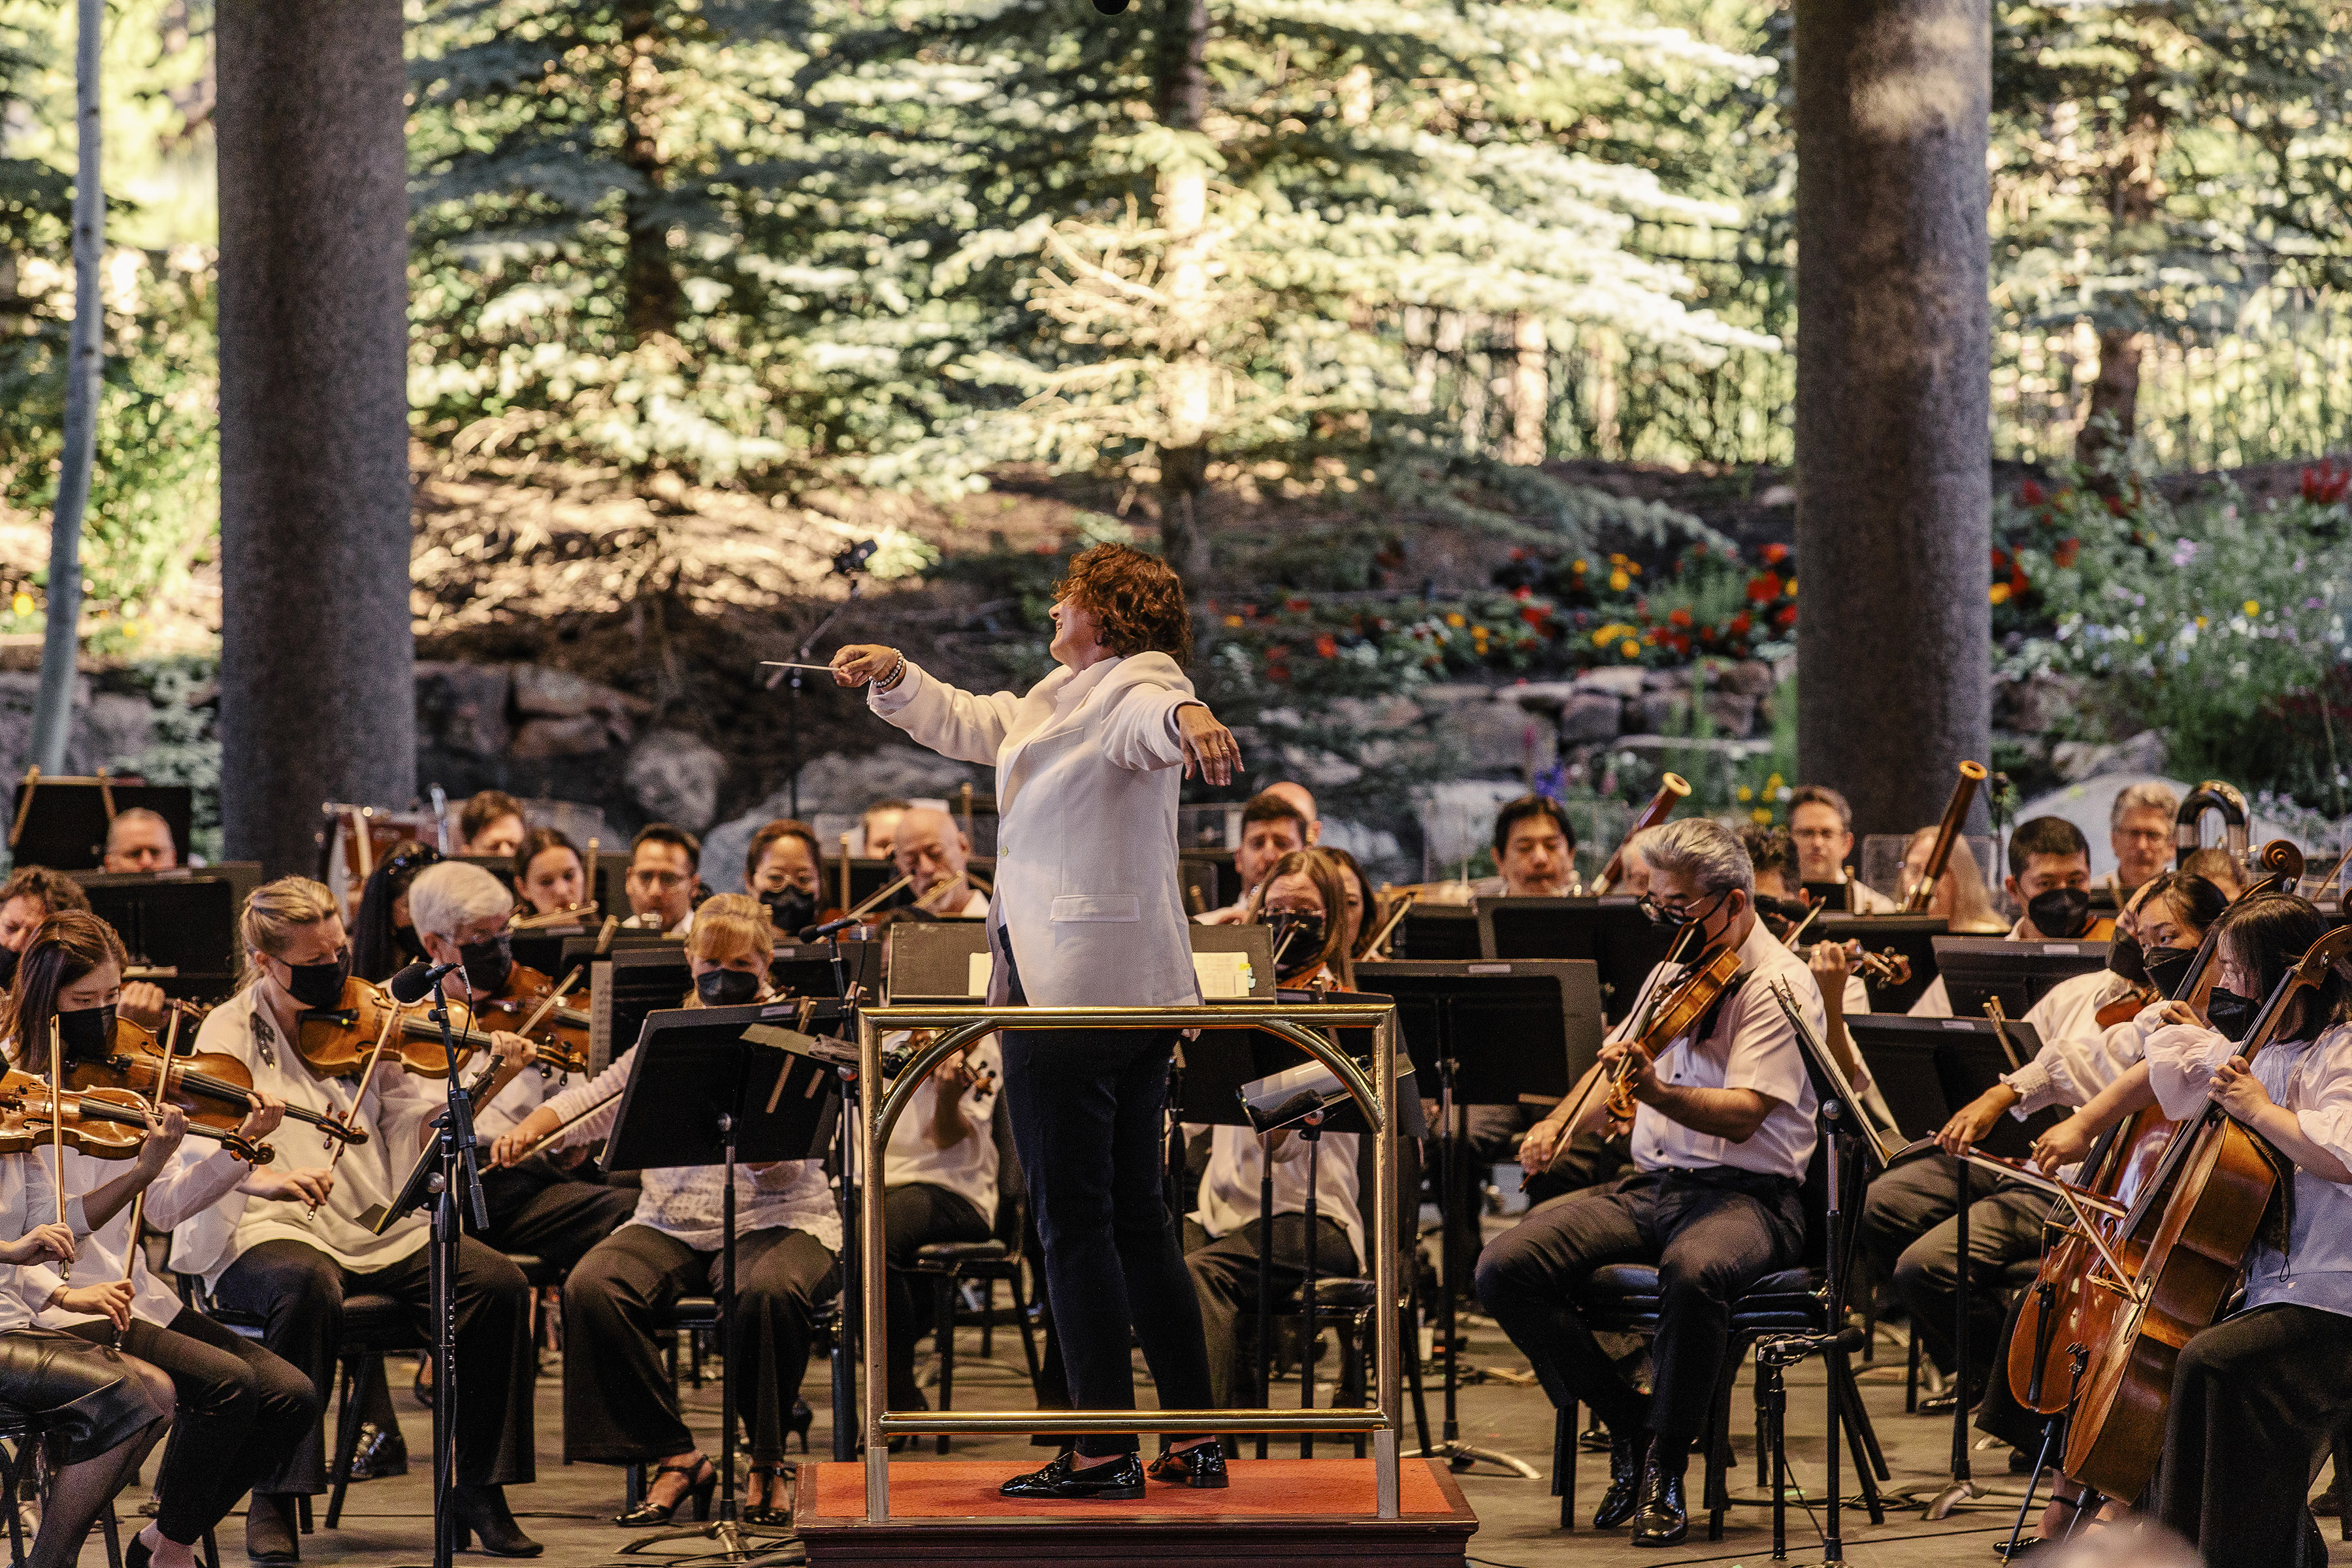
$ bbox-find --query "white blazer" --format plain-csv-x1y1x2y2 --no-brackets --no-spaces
870,653,1203,1009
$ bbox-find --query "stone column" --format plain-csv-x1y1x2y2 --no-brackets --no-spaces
216,2,416,876
1793,0,1993,837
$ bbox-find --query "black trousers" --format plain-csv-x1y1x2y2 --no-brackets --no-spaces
66,1311,316,1544
1473,1166,1803,1462
2157,1303,2352,1568
998,940,1214,1458
1862,1153,2047,1379
562,1222,838,1464
1182,1215,1360,1408
883,1183,990,1408
214,1235,534,1493
476,1156,640,1274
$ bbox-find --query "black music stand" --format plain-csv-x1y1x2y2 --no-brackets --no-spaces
71,868,259,1002
7,776,191,870
1357,958,1601,1478
605,1004,842,1565
1476,896,1676,1025
1934,938,2110,1019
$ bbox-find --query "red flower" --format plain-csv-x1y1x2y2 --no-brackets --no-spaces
1509,547,1528,561
2053,538,2080,568
2103,493,2131,517
1284,596,1311,612
1746,573,1782,603
1991,547,2008,569
1512,585,1533,600
1668,606,1693,628
1774,603,1797,629
2303,461,2350,506
2019,479,2046,507
1728,612,1752,636
1761,542,1790,566
1518,606,1547,629
1314,632,1338,658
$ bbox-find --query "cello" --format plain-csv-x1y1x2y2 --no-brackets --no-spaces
2059,920,2352,1501
2005,842,2300,1417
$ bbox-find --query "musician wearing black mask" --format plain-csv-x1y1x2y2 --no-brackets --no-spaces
743,818,828,937
0,866,169,1031
2005,816,2098,939
408,862,633,1285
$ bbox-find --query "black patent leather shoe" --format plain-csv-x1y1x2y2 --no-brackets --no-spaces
1146,1442,1229,1489
246,1494,299,1564
451,1484,542,1558
1592,1428,1650,1530
348,1422,408,1480
1630,1458,1688,1548
999,1451,1145,1501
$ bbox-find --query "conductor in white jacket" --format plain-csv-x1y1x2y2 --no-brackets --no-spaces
832,544,1243,1501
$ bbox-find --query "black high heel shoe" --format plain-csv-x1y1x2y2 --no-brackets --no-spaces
743,1462,794,1527
451,1484,542,1558
613,1459,717,1527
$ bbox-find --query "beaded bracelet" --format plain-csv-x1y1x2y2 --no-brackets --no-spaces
875,653,908,691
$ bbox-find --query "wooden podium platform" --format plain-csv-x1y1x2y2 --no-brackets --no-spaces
794,1457,1480,1567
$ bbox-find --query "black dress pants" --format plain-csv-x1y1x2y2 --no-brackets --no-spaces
1863,1153,2048,1379
476,1156,640,1273
1181,1215,1360,1407
883,1183,990,1408
67,1311,317,1544
2157,1302,2352,1568
562,1222,838,1464
214,1235,534,1493
1473,1166,1803,1463
997,938,1215,1458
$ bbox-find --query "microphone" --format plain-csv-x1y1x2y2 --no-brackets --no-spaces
797,914,864,943
389,960,461,1005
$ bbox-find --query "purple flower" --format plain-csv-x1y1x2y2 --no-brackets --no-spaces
2170,538,2199,567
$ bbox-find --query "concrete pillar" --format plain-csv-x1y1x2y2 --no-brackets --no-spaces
1793,0,1993,836
216,1,416,876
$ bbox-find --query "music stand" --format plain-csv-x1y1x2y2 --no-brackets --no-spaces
606,1004,842,1564
772,939,880,1002
1477,896,1676,1025
71,868,261,1002
1933,938,2110,1021
7,775,191,870
1356,959,1602,1478
1396,904,1482,960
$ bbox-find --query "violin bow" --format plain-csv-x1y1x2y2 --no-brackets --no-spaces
512,963,589,1079
118,1009,184,1285
46,1017,67,1280
314,987,408,1214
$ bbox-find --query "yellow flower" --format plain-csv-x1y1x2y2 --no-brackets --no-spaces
1989,583,2011,605
1737,786,1754,802
1750,808,1772,825
1784,577,1797,597
1222,614,1243,628
1620,640,1639,659
1446,612,1466,629
1627,563,1642,577
2196,616,2208,629
2243,599,2261,616
8,593,28,616
1572,559,1589,574
1609,570,1631,592
1766,774,1783,789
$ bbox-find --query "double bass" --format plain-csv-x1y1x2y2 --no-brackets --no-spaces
2059,921,2352,1501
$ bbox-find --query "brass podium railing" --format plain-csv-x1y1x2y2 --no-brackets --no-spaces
855,1001,1404,1524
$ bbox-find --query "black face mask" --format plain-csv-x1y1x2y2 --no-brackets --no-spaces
56,1004,115,1060
282,947,353,1011
696,968,762,1008
2027,886,2093,940
395,923,428,963
2143,945,2197,1000
1267,911,1328,977
0,945,20,990
761,888,819,938
2106,932,2147,985
2205,987,2259,1043
459,934,514,997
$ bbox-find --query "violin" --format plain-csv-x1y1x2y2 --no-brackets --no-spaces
2059,921,2352,1501
459,962,590,1079
63,1007,365,1155
293,976,514,1081
1546,938,1742,1138
0,1066,274,1164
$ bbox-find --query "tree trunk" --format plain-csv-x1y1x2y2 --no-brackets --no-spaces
1794,0,1993,838
2075,327,2142,467
1154,0,1213,580
2076,91,2163,467
1504,316,1548,466
216,2,416,875
30,0,102,774
619,7,680,344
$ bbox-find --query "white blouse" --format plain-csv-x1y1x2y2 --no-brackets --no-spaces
883,1036,1001,1220
0,1152,91,1334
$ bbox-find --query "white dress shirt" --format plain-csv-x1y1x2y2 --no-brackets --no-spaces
884,1036,1002,1219
2146,1020,2352,1318
39,1137,247,1331
537,1038,840,1254
0,1152,90,1334
1619,921,1823,1181
169,987,443,1288
1192,1124,1364,1269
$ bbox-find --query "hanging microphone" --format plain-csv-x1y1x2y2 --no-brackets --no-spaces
389,960,461,1005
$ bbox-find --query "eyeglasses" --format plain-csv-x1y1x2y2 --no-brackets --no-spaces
628,869,688,889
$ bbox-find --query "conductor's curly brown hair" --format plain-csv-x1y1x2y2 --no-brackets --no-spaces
1053,544,1194,667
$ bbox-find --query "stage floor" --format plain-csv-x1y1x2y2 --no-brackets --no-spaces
92,1299,2352,1568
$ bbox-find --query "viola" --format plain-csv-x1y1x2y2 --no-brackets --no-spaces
1541,938,1742,1137
2059,921,2352,1501
460,962,590,1079
64,1008,365,1156
293,976,512,1081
